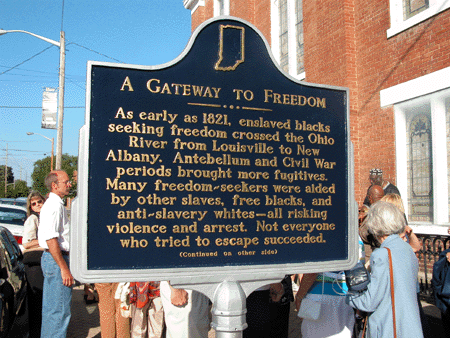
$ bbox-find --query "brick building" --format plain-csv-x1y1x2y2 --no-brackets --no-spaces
183,0,450,234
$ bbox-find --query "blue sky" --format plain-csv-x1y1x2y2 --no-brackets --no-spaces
1,0,192,185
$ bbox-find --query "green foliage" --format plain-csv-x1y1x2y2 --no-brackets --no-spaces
9,180,30,198
0,180,29,198
0,182,11,198
68,179,77,199
0,166,14,185
31,154,78,196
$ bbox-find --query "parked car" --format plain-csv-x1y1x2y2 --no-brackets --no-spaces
0,226,27,337
0,199,26,208
13,198,27,208
0,205,27,248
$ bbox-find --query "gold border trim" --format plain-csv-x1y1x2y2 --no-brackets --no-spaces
187,103,222,108
242,106,272,112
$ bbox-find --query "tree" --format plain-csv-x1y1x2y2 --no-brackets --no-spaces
0,166,16,198
10,180,30,198
0,180,28,198
0,182,11,198
0,166,14,185
31,154,78,196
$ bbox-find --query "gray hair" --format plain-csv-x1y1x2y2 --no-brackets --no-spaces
44,170,66,191
365,201,406,238
44,172,59,191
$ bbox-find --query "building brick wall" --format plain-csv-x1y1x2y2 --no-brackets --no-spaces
186,0,450,207
230,0,253,23
254,0,271,45
353,2,450,203
190,5,206,32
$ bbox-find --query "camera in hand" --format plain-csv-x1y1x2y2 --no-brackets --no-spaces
344,261,370,292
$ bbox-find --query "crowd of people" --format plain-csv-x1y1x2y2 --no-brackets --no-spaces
20,170,214,338
20,168,438,337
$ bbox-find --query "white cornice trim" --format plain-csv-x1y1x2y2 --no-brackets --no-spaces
183,0,205,13
380,66,450,107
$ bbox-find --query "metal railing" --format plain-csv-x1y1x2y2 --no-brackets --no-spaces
416,234,450,303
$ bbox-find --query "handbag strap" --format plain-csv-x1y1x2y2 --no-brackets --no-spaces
362,315,368,338
386,247,397,338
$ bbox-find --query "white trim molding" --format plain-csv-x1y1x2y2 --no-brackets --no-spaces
380,66,450,107
214,0,230,16
184,0,205,13
387,0,450,38
388,67,450,234
270,0,306,80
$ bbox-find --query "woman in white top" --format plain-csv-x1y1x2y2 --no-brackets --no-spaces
23,191,45,249
23,191,46,338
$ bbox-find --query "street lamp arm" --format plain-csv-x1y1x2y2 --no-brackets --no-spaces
2,28,65,169
27,132,52,142
0,29,60,47
27,132,55,171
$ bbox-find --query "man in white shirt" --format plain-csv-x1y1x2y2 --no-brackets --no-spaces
38,170,74,338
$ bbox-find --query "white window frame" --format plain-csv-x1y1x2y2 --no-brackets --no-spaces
270,0,305,80
387,0,450,38
380,66,450,234
214,0,230,16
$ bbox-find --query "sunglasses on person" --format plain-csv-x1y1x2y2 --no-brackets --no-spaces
31,200,44,206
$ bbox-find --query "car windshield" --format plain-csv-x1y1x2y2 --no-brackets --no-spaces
13,201,27,207
0,206,27,225
0,198,16,205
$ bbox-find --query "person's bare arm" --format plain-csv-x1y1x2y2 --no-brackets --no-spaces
294,273,317,311
404,226,421,253
47,238,74,287
168,283,189,306
23,239,40,249
269,282,284,302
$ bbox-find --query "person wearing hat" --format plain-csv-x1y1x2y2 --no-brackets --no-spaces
362,168,400,208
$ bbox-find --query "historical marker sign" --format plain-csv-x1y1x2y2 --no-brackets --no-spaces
72,17,358,284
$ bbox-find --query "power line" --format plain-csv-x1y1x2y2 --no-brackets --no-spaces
0,65,58,75
0,148,47,153
1,40,125,78
0,45,56,76
68,41,125,63
0,65,85,79
61,0,65,32
0,139,31,143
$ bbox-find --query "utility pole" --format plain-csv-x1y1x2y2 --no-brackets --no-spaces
4,143,7,197
56,31,65,169
0,29,66,169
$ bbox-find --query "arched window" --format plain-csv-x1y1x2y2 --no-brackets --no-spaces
383,69,450,229
279,0,289,73
273,0,304,78
407,113,433,222
295,0,304,74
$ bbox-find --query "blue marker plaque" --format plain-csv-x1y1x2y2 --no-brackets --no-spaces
72,17,358,284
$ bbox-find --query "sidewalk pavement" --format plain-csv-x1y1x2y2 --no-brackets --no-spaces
67,286,101,338
67,285,445,338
